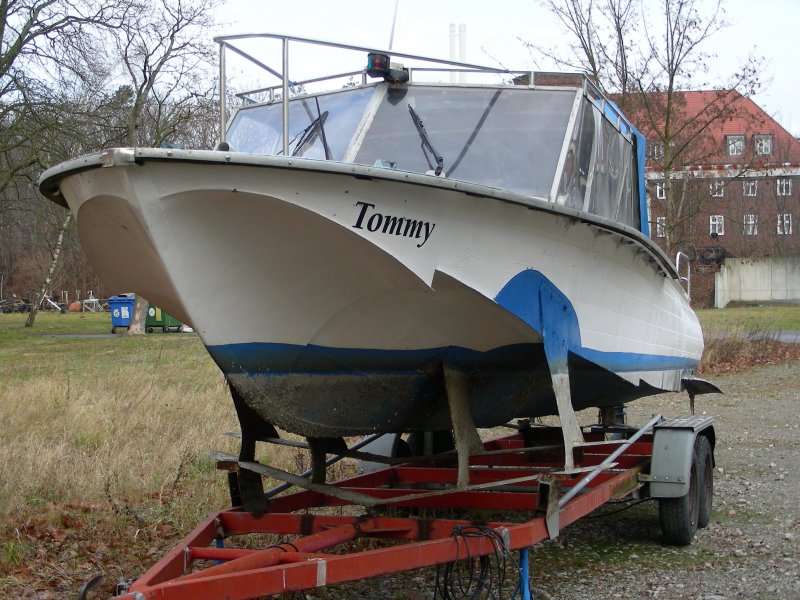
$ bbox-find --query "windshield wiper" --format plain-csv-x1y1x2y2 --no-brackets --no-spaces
408,104,444,176
291,110,330,158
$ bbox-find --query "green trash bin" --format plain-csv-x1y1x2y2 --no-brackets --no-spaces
146,304,182,333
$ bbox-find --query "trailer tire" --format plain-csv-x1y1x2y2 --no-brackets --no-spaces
696,435,713,528
659,445,700,545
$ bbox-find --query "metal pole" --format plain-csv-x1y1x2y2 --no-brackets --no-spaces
558,413,662,508
389,0,399,51
282,37,289,157
0,272,3,301
517,548,531,600
219,43,227,144
264,433,385,498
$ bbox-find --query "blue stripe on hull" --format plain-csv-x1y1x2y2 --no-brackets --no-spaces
208,341,697,377
494,268,698,375
204,270,697,435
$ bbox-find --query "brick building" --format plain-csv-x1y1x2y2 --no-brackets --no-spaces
621,90,800,305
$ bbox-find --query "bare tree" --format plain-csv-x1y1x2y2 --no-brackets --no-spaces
114,0,219,147
1,1,130,323
524,0,640,100
24,212,71,326
106,0,220,333
2,0,220,326
529,0,762,257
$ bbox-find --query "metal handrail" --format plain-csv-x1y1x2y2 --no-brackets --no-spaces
214,32,590,148
675,251,691,299
558,413,663,509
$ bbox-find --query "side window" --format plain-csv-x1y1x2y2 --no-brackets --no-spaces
727,135,745,157
655,216,666,237
710,215,725,236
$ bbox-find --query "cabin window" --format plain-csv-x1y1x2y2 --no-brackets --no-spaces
727,135,745,157
743,180,758,197
743,214,758,235
754,134,772,156
777,178,792,196
655,216,666,237
777,214,793,235
710,180,724,197
709,215,725,236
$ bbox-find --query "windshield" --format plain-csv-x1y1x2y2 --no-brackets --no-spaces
225,84,639,229
355,87,576,198
226,86,375,160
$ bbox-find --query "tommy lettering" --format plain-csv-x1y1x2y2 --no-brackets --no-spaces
352,201,436,248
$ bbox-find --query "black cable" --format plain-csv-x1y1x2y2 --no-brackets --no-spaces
587,497,653,518
434,525,524,600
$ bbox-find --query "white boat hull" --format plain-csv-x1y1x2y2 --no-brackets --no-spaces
41,149,703,436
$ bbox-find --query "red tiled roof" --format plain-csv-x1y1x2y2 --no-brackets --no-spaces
615,90,800,167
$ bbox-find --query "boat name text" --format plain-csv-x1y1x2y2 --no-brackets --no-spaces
352,202,436,248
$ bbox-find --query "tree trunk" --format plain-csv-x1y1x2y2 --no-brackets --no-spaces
25,212,72,328
127,294,149,334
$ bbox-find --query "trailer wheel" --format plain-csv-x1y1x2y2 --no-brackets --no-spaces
658,445,700,545
696,435,713,528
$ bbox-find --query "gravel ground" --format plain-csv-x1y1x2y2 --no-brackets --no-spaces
306,361,800,600
526,360,800,600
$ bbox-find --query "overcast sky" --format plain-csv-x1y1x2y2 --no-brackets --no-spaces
216,0,798,136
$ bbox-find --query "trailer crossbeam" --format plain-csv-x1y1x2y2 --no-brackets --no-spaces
113,427,658,600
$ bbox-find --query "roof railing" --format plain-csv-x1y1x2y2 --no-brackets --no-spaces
213,33,604,153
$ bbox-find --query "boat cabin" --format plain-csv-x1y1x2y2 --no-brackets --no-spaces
218,34,648,234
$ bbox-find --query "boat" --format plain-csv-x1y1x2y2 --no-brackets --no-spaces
39,34,712,480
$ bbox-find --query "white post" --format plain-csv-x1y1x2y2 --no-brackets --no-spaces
282,37,290,157
449,24,456,83
458,24,466,83
219,43,226,144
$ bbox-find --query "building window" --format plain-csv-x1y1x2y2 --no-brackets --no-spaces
754,134,773,156
656,182,666,200
743,180,758,197
743,214,758,235
710,215,725,236
649,140,664,160
777,178,792,196
777,213,793,235
656,216,666,238
727,135,745,157
710,180,725,197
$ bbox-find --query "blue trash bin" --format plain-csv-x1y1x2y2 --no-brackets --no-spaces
108,294,135,333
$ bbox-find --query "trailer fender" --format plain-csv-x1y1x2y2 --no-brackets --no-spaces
649,416,714,498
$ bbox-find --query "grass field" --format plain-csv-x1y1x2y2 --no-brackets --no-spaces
0,307,798,596
696,305,800,332
0,312,242,543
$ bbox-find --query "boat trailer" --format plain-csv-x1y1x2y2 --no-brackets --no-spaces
106,413,714,599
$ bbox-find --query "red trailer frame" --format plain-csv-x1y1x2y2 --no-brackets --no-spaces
112,417,663,599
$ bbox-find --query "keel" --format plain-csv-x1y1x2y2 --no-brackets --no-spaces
444,366,484,488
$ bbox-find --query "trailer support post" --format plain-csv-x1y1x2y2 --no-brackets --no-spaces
517,548,531,600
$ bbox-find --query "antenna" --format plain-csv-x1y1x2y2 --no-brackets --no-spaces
388,0,400,51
